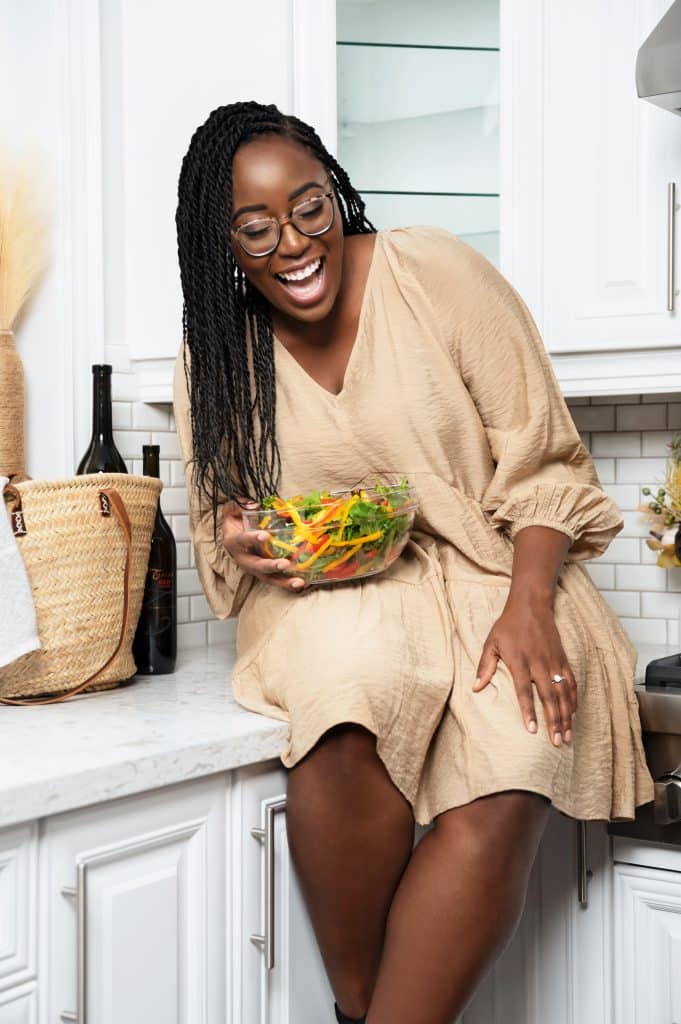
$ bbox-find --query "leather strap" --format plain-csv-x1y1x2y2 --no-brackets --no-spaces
0,487,134,705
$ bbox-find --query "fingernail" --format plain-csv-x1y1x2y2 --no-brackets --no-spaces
565,729,572,743
258,532,268,542
276,560,288,570
572,711,577,721
528,720,537,733
474,676,481,688
553,731,563,746
291,579,304,590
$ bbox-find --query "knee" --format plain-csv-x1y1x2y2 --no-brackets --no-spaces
434,792,548,888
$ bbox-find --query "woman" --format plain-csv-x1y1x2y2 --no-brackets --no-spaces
173,101,653,1024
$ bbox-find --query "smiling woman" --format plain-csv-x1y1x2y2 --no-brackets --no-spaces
173,100,652,1024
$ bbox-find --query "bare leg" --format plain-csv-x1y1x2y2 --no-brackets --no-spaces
365,790,551,1024
285,723,415,1020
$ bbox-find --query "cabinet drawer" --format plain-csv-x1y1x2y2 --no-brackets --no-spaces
0,823,37,991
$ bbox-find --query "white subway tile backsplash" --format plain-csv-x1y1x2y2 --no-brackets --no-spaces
603,484,642,510
615,564,668,592
615,457,667,484
570,405,615,431
177,567,202,596
592,458,615,484
585,563,615,589
619,510,652,537
617,404,667,431
150,431,181,459
208,619,237,647
601,590,640,617
191,595,212,620
641,431,674,457
641,591,681,618
114,430,152,458
668,570,681,592
178,622,208,648
619,617,668,644
170,514,190,541
160,487,190,515
591,432,641,458
643,393,681,404
592,394,640,405
132,403,170,431
112,402,132,429
596,537,640,564
176,541,191,569
668,619,679,645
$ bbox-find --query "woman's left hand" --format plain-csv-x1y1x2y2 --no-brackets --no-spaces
473,595,577,747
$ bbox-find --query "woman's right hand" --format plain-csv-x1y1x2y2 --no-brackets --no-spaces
222,499,306,592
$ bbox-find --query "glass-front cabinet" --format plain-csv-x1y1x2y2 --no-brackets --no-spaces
336,0,500,265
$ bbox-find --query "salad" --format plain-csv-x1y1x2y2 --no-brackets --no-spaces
247,477,417,584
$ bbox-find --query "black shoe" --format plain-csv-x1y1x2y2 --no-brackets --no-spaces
334,1001,367,1024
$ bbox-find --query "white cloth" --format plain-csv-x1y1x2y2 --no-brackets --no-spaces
0,476,41,668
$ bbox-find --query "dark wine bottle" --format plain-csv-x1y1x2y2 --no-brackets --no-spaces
132,445,177,674
76,364,128,474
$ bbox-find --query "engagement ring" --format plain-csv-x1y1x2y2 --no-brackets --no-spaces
551,674,567,685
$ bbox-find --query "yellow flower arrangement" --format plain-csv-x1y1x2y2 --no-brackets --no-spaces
641,431,681,568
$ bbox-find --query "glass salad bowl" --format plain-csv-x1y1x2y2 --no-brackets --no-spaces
241,478,418,586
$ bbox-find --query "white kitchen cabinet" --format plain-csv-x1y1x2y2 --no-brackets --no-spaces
43,775,227,1024
503,0,681,395
613,839,681,1024
231,761,334,1023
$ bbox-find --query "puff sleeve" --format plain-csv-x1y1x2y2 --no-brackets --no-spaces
449,239,623,561
172,346,256,618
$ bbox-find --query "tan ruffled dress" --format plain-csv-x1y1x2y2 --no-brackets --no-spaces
173,226,653,825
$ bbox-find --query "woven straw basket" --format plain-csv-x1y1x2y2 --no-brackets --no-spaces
1,472,162,705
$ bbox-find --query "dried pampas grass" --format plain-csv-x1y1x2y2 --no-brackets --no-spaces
0,151,51,332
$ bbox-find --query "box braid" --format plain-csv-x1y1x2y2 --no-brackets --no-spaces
175,100,375,542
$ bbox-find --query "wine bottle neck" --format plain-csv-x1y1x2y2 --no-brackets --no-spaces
143,449,160,478
92,371,113,440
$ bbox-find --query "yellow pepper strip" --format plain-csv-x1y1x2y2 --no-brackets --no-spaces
331,529,382,548
269,537,299,555
333,493,359,542
283,501,317,543
296,536,334,569
307,498,345,527
324,542,364,572
258,513,272,528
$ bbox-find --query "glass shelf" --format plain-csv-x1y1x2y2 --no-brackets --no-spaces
337,41,499,52
359,191,499,266
337,0,499,49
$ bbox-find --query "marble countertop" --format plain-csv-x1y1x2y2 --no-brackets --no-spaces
0,644,288,829
0,641,677,831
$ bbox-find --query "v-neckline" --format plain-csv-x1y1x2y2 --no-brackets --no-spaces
273,230,382,402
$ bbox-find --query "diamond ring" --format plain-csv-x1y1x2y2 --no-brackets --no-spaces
551,673,567,685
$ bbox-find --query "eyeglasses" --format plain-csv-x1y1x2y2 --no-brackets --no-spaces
231,191,336,258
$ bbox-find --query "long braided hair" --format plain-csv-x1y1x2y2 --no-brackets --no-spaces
175,101,375,541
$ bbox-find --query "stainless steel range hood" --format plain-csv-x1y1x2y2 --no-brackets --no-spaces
636,0,681,115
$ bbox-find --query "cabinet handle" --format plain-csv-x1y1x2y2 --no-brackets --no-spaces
250,795,287,970
60,864,87,1021
576,820,591,907
668,182,677,313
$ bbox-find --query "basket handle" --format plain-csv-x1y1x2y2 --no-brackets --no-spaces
0,487,135,706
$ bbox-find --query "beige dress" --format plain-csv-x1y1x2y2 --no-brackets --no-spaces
173,225,653,825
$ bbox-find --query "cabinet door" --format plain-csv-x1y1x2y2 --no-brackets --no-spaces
614,861,681,1024
542,0,681,355
232,761,334,1024
43,776,226,1024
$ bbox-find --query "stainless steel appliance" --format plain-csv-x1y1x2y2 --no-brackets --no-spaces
609,654,681,845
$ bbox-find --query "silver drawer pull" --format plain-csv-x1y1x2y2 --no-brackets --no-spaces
668,182,677,313
60,864,87,1021
250,795,287,970
577,820,591,907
